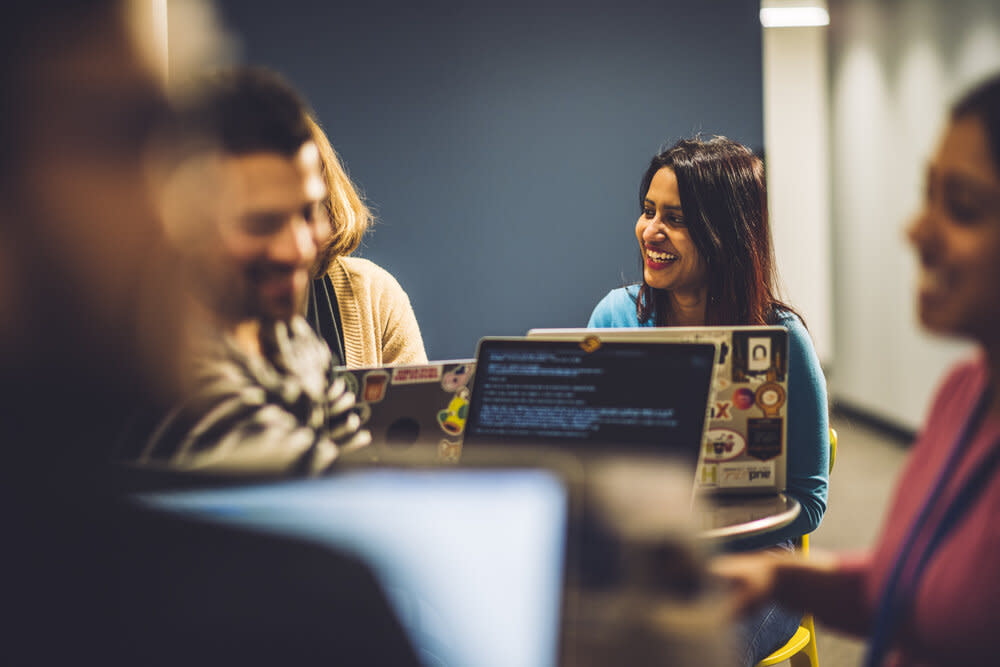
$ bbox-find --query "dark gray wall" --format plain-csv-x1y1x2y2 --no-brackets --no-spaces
215,0,763,359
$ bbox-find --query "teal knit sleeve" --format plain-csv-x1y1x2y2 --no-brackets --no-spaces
730,312,830,551
587,286,644,328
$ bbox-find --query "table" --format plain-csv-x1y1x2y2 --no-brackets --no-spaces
696,493,800,541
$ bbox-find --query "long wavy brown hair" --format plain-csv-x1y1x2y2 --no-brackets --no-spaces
308,116,374,277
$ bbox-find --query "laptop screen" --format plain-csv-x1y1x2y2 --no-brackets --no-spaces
464,338,715,459
139,468,568,667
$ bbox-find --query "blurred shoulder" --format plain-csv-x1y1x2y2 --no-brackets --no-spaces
934,356,989,404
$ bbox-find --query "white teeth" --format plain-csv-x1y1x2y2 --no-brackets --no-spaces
646,249,677,262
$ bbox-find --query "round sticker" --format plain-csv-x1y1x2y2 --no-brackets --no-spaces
754,381,787,418
340,371,359,397
733,387,755,410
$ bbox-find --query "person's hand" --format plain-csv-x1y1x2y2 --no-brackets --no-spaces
709,551,789,618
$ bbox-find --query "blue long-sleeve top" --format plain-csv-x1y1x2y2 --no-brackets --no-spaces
587,286,829,550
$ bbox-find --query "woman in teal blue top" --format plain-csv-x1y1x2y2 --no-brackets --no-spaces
588,137,829,666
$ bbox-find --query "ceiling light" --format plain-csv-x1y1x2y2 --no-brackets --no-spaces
760,2,830,28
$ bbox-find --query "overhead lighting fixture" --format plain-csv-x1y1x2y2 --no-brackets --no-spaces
760,1,830,28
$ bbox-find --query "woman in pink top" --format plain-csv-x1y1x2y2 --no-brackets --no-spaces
712,73,1000,667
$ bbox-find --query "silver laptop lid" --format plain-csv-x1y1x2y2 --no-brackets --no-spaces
336,360,475,465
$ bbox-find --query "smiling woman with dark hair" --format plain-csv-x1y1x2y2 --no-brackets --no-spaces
589,136,830,666
631,138,790,327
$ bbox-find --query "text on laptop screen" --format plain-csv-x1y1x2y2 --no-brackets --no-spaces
465,339,715,453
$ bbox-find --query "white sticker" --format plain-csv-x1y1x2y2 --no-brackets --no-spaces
703,428,746,462
718,461,776,488
747,336,771,372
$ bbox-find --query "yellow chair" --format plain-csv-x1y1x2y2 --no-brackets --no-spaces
756,428,837,667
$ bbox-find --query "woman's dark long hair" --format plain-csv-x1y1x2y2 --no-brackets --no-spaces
636,136,798,327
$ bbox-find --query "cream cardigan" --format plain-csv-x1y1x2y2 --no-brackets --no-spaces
327,256,428,368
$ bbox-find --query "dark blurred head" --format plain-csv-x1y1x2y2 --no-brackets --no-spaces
952,73,1000,171
908,73,1000,342
0,1,189,461
635,137,790,326
174,68,328,324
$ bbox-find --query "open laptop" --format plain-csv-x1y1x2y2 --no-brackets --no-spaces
462,337,716,474
527,327,790,495
336,360,475,464
137,463,574,667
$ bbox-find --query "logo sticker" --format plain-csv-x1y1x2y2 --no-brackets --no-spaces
438,439,462,463
755,382,786,418
340,371,359,397
747,336,772,372
441,364,475,392
437,387,470,436
699,463,718,486
579,335,602,353
747,417,783,460
733,387,755,410
361,370,390,403
392,365,443,385
703,428,746,462
710,401,732,420
719,461,775,488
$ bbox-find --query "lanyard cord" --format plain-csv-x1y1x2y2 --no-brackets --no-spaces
306,275,346,369
864,388,999,667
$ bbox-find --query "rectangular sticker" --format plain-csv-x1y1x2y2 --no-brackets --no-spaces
747,336,772,372
718,461,776,488
391,365,443,385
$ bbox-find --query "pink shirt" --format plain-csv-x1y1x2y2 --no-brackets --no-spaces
838,357,1000,666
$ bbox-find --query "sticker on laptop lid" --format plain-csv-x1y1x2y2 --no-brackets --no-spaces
747,417,783,460
441,364,474,392
438,439,462,463
392,365,443,385
361,370,390,403
755,382,786,418
340,371,359,397
703,428,746,462
698,463,718,487
733,387,755,410
579,335,602,353
747,336,772,372
437,387,470,436
718,461,776,488
710,401,733,421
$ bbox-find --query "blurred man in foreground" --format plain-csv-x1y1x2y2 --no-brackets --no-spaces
121,67,370,474
1,3,416,663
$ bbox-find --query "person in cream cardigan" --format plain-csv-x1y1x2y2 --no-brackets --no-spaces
304,117,428,368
